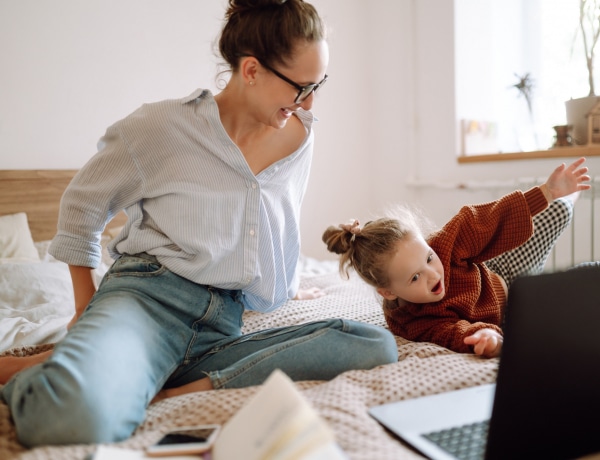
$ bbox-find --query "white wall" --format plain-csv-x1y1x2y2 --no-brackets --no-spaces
2,0,599,260
0,0,225,166
297,0,375,258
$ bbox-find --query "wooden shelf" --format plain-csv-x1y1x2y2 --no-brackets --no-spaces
457,146,600,163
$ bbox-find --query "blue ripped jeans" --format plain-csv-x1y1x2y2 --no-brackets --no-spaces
2,254,398,447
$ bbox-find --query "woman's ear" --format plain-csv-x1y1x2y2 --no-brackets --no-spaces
240,56,259,85
376,287,398,301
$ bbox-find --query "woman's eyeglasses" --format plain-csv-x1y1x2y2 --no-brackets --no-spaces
257,59,328,104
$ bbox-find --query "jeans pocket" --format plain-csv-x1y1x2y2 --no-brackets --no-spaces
107,254,167,279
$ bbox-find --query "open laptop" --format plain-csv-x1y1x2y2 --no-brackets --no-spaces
369,265,600,460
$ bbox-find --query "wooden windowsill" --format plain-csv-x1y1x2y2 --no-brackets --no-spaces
457,145,600,163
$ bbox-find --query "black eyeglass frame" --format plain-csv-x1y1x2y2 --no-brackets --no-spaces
256,58,328,104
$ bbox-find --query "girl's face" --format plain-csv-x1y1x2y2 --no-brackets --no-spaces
377,233,446,305
258,40,329,128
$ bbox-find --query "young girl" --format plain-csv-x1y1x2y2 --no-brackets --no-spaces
323,158,591,359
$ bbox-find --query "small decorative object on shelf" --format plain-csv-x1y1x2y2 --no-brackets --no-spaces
586,99,600,144
564,0,600,145
552,124,574,147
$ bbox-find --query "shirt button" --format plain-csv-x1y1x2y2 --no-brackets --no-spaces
249,229,255,236
251,183,257,189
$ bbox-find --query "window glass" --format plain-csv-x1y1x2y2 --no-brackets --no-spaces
456,0,585,155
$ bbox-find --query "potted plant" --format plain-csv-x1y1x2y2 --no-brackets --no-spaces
565,0,600,144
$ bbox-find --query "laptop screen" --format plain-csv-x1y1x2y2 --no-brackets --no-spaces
486,266,600,459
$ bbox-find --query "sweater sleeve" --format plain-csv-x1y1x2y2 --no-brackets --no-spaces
384,304,503,353
437,186,548,266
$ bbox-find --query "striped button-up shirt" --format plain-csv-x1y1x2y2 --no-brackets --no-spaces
49,89,315,312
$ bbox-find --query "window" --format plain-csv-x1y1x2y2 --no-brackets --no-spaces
455,0,591,158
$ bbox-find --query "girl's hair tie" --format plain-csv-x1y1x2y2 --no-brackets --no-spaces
340,219,361,241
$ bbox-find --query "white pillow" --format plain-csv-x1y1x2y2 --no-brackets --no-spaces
0,213,40,261
0,262,72,350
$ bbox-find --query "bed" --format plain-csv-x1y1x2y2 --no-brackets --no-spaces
0,170,498,460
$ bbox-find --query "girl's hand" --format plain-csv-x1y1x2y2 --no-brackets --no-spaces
464,328,503,358
540,157,591,202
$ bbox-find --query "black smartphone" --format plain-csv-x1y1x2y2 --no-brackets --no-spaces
145,425,221,457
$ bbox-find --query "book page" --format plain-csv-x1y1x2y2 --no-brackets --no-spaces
212,369,346,460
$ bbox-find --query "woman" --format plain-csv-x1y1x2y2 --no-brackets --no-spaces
1,0,398,447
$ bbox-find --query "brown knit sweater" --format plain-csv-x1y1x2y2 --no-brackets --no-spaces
383,187,549,353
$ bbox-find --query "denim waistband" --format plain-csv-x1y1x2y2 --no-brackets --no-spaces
121,253,243,300
123,252,159,263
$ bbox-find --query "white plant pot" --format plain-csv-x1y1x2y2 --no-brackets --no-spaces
565,96,600,145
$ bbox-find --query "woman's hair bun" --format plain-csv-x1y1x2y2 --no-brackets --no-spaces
228,0,291,14
219,0,324,71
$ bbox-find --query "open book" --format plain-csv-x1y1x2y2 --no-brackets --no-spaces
94,369,346,460
212,369,346,460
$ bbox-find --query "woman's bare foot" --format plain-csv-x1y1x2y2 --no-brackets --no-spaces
0,350,52,384
151,377,213,404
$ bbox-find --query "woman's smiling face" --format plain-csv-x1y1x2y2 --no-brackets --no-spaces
259,40,329,128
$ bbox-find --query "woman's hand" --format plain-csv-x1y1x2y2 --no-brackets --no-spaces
293,287,326,300
464,328,503,358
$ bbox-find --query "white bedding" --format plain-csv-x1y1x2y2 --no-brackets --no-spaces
0,241,110,352
0,261,72,351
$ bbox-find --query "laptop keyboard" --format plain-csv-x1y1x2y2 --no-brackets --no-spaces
423,419,489,460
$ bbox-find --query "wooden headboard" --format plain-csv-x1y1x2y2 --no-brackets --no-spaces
0,170,127,242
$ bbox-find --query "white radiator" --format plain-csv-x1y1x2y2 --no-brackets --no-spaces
550,184,599,270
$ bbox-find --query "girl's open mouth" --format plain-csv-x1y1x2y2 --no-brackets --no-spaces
431,280,443,295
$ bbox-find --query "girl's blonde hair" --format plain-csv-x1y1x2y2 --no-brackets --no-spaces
322,204,436,290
